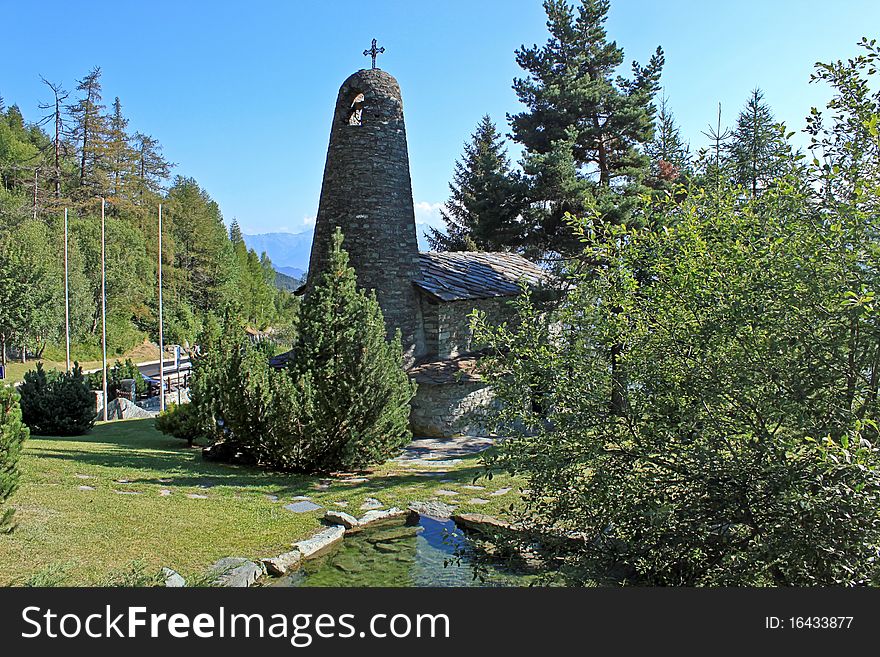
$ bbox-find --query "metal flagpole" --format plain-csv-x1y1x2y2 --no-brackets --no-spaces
158,203,165,413
64,207,71,373
101,197,108,422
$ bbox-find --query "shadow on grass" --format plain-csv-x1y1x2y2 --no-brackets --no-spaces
27,418,497,499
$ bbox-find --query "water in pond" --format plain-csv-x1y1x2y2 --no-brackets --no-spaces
273,516,536,587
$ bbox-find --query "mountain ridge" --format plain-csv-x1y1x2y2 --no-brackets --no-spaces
243,224,435,276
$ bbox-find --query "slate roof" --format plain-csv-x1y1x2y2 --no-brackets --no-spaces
414,251,547,302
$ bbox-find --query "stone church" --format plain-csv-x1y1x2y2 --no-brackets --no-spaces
299,59,546,437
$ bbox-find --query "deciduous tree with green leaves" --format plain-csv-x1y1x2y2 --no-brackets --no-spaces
473,42,880,585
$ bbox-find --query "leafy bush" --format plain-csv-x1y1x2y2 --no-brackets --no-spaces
19,363,95,435
476,181,880,586
191,230,415,472
155,403,202,447
1,384,28,533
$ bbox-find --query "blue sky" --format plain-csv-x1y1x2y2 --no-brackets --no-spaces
3,1,878,235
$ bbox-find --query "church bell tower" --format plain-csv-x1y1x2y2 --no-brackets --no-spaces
305,42,425,365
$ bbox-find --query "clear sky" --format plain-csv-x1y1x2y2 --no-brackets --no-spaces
3,1,878,235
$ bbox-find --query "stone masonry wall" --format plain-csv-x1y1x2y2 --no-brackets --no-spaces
409,381,495,438
306,68,425,366
419,296,516,360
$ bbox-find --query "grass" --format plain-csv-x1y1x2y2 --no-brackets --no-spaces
0,418,520,585
2,342,166,384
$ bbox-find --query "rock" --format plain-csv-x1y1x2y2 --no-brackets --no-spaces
113,490,141,495
451,513,515,535
357,507,413,528
291,495,312,501
162,567,186,587
324,510,360,529
408,500,457,519
262,549,303,577
293,526,345,559
265,494,279,502
360,497,383,510
333,501,349,507
96,397,156,421
365,525,421,543
462,485,485,490
159,489,172,496
469,498,490,505
284,500,323,513
77,485,95,491
490,487,512,496
340,477,369,484
374,542,400,554
186,493,208,499
210,557,264,587
435,489,459,496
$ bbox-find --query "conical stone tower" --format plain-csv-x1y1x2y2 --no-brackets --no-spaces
306,67,425,366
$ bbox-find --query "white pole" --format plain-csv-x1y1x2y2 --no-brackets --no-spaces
101,198,108,422
158,203,165,412
64,207,71,373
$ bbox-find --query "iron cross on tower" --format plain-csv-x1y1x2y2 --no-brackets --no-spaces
363,38,385,69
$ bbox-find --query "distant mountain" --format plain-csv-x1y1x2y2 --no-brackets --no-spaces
274,269,303,292
244,224,437,276
243,231,314,274
275,265,306,279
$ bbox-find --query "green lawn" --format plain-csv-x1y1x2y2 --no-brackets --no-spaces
0,419,519,585
2,341,166,384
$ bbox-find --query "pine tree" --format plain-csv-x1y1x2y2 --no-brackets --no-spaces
105,97,135,197
0,384,28,534
229,218,245,246
288,229,415,471
131,132,171,196
428,115,520,252
67,67,108,195
165,176,236,316
728,88,791,196
646,95,690,185
510,0,664,255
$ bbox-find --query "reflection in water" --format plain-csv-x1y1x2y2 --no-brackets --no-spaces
273,516,535,587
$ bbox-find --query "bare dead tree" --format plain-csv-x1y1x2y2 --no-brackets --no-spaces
38,77,70,201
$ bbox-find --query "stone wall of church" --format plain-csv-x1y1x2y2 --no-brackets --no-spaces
419,296,516,360
306,68,425,366
409,380,495,438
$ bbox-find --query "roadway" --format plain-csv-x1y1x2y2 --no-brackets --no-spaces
137,357,192,380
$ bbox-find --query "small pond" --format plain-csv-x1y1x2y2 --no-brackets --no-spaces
273,515,537,587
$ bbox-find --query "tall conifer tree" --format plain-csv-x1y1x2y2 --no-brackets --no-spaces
510,0,664,255
728,88,791,196
429,115,520,252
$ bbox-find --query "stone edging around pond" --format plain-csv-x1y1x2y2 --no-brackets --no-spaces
161,506,423,587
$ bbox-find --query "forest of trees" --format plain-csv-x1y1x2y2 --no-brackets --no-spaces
431,1,796,262
0,68,295,367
